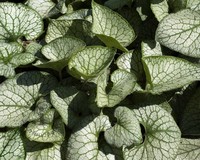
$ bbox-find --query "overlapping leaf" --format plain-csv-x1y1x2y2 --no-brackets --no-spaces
26,0,55,18
142,56,200,94
66,115,111,160
123,105,181,160
34,36,86,71
0,71,57,127
45,19,100,45
50,86,89,128
0,130,25,160
150,0,169,21
92,1,136,52
156,9,200,58
104,107,142,148
0,2,43,41
68,46,116,80
96,69,136,108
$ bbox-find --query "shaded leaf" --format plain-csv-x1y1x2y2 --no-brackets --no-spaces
123,105,181,160
0,71,57,127
92,1,136,52
104,106,142,148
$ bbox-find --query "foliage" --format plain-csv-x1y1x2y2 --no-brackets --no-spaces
0,0,200,159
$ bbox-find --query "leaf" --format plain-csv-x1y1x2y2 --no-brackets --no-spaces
104,106,142,148
26,144,61,160
104,0,133,10
96,69,137,108
58,9,92,22
175,138,200,160
187,0,200,11
45,19,100,45
34,36,86,71
179,87,200,135
141,40,162,57
117,50,144,79
142,56,200,94
0,130,25,160
123,105,181,160
50,86,89,128
92,1,136,52
26,114,65,143
150,0,169,21
26,0,56,18
0,2,43,41
0,71,57,127
156,9,200,58
68,46,116,80
66,115,111,160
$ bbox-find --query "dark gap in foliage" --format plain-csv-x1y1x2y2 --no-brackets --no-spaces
0,127,9,132
140,124,146,143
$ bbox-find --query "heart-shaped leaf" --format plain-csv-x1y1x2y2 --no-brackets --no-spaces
104,106,142,148
68,46,116,80
96,69,136,107
156,9,200,58
66,115,111,160
123,105,181,160
92,1,136,52
0,2,43,41
0,71,57,127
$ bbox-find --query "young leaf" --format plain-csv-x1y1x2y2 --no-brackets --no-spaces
26,144,61,160
179,87,200,135
0,2,43,41
92,1,136,52
156,9,200,58
26,0,55,18
34,36,86,71
175,138,200,160
0,130,25,160
123,105,181,160
0,71,57,127
68,46,116,80
104,106,142,148
97,69,137,108
45,19,100,45
50,86,89,128
66,115,111,160
142,56,200,94
150,0,169,21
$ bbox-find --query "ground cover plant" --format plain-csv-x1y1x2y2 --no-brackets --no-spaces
0,0,199,159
